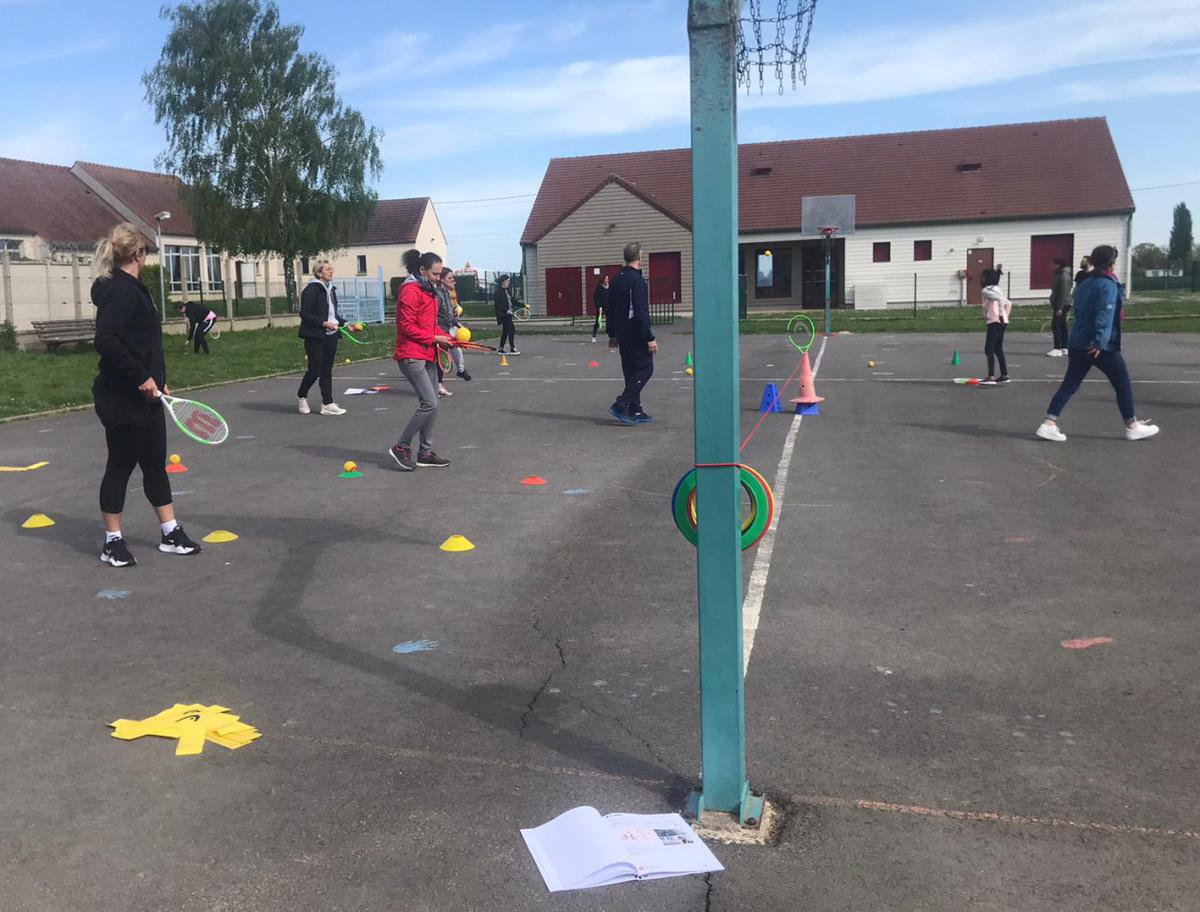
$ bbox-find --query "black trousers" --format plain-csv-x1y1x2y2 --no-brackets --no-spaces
298,334,339,404
498,316,516,351
1051,310,1069,350
984,322,1008,377
99,409,172,515
188,318,209,353
615,340,654,414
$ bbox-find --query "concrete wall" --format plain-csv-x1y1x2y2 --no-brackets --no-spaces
529,182,692,315
2,256,90,329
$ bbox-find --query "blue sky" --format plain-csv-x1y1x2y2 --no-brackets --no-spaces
2,0,1198,268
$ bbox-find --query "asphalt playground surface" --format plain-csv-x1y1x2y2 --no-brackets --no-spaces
2,327,1198,911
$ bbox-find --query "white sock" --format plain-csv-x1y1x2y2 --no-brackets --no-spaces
161,519,179,536
105,530,122,543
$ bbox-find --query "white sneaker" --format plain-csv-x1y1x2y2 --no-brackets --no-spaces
320,403,346,416
1036,421,1067,442
1045,349,1062,357
1059,349,1069,356
591,336,598,343
1125,421,1159,441
298,397,310,415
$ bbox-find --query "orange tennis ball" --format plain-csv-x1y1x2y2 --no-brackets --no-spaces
168,454,181,465
455,326,471,343
354,322,363,331
343,460,357,473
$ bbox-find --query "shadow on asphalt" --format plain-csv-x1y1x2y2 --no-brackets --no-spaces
498,408,615,427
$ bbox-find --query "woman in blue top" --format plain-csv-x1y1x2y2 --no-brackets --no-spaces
1036,245,1158,443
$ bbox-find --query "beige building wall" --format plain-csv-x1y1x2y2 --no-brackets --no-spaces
531,182,693,315
415,202,447,262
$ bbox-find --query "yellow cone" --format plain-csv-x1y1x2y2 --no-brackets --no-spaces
439,534,475,553
202,530,239,543
21,513,55,529
500,354,509,367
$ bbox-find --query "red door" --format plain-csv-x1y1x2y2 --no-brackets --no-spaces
648,252,682,309
544,266,582,317
1030,234,1074,289
587,264,622,314
965,248,994,308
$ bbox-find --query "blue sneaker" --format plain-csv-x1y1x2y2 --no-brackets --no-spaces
608,404,637,426
634,412,654,423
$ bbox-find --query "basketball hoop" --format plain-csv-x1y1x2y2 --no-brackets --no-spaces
821,227,835,238
737,0,819,95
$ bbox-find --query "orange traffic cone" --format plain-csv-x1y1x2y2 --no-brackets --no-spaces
500,353,510,367
790,351,824,415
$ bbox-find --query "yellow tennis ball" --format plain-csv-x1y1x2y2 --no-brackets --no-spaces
168,453,181,465
454,305,463,317
344,460,357,473
685,367,694,376
867,360,875,368
354,322,363,331
455,326,471,343
344,358,351,364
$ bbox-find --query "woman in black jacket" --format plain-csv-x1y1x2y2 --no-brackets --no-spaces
296,259,346,415
92,222,200,567
493,275,520,355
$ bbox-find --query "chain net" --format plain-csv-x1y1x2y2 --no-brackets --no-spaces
737,0,818,94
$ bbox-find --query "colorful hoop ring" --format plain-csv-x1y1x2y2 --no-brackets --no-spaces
786,313,816,354
671,464,775,551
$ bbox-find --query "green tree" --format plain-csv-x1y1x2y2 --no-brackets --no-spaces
143,0,382,308
1168,202,1193,264
1131,242,1168,274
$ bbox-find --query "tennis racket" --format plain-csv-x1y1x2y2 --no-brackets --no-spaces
452,340,500,353
437,348,453,373
155,392,229,445
339,322,375,344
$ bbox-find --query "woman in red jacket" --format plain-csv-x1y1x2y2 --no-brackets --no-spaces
389,248,453,471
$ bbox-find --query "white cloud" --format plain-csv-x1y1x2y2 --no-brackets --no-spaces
0,119,82,163
1052,59,1200,103
2,37,109,68
338,24,526,91
429,0,1200,138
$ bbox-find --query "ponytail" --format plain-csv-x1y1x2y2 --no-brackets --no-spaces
94,222,145,279
402,248,443,276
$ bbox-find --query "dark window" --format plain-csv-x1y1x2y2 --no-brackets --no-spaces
356,255,367,276
872,242,891,263
300,256,310,275
1030,233,1074,289
913,240,932,261
753,247,792,299
956,162,982,172
750,166,773,176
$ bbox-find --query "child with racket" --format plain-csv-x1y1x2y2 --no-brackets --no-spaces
178,300,216,354
979,265,1011,385
297,259,346,416
91,223,201,567
390,249,454,471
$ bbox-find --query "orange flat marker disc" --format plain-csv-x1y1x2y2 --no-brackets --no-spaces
520,476,548,486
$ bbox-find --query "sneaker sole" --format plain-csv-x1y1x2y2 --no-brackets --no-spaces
416,461,450,468
159,544,201,554
388,448,415,471
1036,430,1067,442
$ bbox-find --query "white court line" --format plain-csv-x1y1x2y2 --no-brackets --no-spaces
742,334,828,676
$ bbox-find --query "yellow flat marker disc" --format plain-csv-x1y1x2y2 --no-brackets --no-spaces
202,530,239,543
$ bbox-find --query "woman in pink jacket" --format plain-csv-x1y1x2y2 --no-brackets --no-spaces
979,265,1012,385
389,248,453,471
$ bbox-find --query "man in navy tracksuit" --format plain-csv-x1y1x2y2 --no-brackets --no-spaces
606,242,658,424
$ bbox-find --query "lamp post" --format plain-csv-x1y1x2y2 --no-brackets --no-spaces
154,211,171,321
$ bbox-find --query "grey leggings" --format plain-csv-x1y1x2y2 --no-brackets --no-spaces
398,358,438,452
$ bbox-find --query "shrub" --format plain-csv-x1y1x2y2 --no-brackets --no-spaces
0,321,16,353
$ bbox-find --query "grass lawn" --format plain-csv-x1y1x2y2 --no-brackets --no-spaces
738,289,1200,335
0,323,501,421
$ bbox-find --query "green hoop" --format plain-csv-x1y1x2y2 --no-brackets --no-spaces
671,464,775,551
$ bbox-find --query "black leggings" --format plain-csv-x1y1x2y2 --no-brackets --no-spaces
499,316,516,351
984,322,1008,377
298,334,339,404
1051,310,1069,350
100,411,172,515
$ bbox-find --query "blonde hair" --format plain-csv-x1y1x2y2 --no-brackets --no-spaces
94,223,145,278
311,259,333,279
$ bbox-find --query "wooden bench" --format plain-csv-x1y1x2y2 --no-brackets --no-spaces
32,319,95,352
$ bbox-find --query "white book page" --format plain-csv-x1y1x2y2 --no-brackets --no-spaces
521,807,633,892
603,813,724,879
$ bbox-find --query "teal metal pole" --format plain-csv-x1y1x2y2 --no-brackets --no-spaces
823,233,832,335
686,0,760,824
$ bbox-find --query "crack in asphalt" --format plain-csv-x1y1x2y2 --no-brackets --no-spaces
519,672,555,739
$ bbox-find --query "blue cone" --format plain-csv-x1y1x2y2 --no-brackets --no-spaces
759,383,782,413
795,401,821,415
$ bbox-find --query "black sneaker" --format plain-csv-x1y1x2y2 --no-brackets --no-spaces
389,444,415,471
508,348,521,356
997,375,1011,384
457,370,472,382
608,404,637,426
417,450,451,468
160,525,202,555
100,537,136,567
635,412,654,423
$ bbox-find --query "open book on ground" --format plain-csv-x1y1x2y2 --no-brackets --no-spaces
521,807,723,892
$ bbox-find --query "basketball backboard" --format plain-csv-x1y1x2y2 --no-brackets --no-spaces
801,194,856,236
